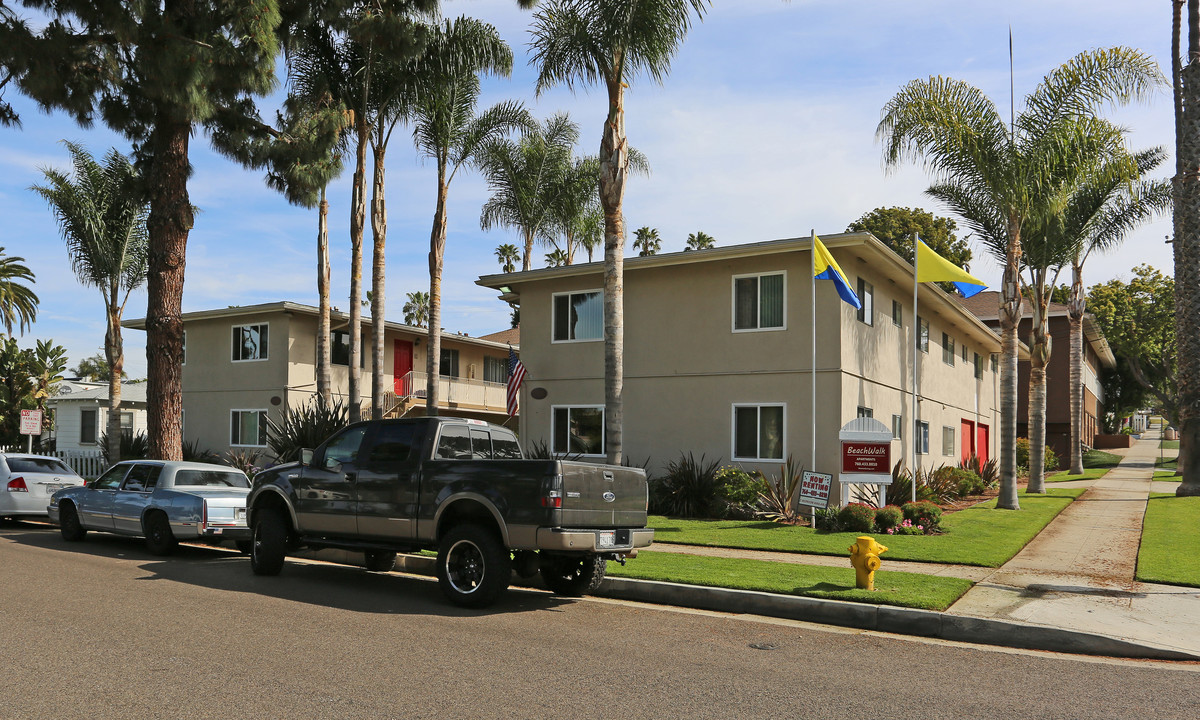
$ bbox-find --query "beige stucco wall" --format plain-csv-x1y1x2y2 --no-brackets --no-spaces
508,238,1002,500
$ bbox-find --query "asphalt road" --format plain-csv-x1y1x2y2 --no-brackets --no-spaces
3,520,1198,720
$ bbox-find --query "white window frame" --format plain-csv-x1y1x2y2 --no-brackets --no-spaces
80,406,99,445
230,408,269,448
891,299,902,327
551,405,606,457
917,317,929,353
552,289,603,344
942,426,956,456
731,271,787,333
942,332,956,366
915,420,930,455
856,278,873,326
232,323,269,362
891,414,903,440
181,330,186,366
731,403,787,462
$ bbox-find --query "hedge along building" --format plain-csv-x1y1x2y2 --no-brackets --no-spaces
478,232,1017,502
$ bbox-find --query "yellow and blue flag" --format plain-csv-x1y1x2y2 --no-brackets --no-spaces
813,234,862,309
916,238,987,298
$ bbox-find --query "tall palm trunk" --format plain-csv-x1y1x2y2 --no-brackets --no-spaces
144,120,190,461
104,282,123,463
426,160,449,417
370,141,388,420
997,219,1023,509
1067,261,1086,474
1027,270,1051,494
522,227,535,272
316,186,332,403
348,115,368,423
599,74,627,465
1175,0,1200,496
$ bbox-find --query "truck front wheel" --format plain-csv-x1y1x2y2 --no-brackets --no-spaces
436,524,511,608
540,553,607,596
250,508,287,576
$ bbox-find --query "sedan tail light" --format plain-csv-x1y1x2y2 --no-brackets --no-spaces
6,477,27,492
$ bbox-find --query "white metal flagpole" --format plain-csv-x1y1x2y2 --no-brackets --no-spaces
912,232,919,503
811,229,818,524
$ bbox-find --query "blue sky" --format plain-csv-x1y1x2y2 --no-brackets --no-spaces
0,0,1173,378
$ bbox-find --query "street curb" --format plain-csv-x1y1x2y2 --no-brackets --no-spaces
341,552,1200,662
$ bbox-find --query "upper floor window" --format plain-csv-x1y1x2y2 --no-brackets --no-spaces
182,330,186,365
733,272,785,332
942,333,955,365
856,278,873,326
857,406,873,419
974,352,983,379
331,330,362,367
917,317,929,353
232,323,268,362
484,356,509,384
961,343,969,362
553,290,602,342
891,300,902,327
440,348,460,378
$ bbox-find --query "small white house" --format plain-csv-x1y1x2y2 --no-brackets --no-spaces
46,382,149,453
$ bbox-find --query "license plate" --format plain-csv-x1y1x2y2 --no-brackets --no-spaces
598,531,615,548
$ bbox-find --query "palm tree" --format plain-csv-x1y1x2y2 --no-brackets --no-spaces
633,226,661,256
0,249,38,336
29,339,67,441
531,0,710,464
479,113,579,271
1061,149,1170,475
31,141,148,464
545,249,569,267
495,243,520,273
403,291,429,328
684,230,714,251
878,47,1163,509
577,206,604,263
412,17,527,417
1173,0,1200,497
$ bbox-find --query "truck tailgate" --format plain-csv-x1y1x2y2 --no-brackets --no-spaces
558,462,647,528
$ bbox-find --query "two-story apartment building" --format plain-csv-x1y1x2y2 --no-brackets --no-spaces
957,292,1116,458
478,232,1013,498
125,302,518,459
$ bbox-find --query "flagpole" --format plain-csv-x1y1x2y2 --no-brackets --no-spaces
811,229,817,476
912,233,919,503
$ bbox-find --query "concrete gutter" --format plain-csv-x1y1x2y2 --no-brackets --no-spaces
357,552,1200,662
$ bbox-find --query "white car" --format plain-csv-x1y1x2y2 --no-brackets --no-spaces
0,454,85,521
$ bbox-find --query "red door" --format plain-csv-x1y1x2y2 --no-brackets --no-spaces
960,419,976,464
393,340,413,393
976,423,990,466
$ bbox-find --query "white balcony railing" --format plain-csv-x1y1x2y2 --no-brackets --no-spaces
390,371,508,413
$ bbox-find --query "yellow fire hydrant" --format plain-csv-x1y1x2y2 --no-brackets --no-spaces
848,536,888,591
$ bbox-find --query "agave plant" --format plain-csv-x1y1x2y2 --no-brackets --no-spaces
265,396,349,463
100,431,148,465
653,453,723,518
756,456,804,523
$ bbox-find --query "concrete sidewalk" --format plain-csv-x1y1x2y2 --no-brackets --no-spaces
945,427,1200,659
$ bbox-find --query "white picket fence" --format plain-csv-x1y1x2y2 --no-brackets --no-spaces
2,446,107,479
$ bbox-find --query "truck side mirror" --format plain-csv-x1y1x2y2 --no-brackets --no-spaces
300,448,313,466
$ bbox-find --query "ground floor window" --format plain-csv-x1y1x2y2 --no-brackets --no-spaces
915,420,929,454
231,409,268,447
942,426,955,456
733,404,785,461
552,406,604,456
891,414,903,440
80,407,98,445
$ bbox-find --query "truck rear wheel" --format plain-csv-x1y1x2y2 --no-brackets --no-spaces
250,508,287,576
540,553,607,596
436,524,511,608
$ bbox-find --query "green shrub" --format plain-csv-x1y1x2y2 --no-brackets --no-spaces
930,466,983,498
960,454,998,490
902,500,943,532
1016,438,1060,473
714,466,767,519
837,503,877,533
223,449,261,479
526,440,581,461
813,506,841,532
100,431,148,465
265,396,348,463
652,453,723,518
874,505,903,532
182,439,218,463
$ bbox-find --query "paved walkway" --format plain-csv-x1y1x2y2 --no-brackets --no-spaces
650,427,1200,659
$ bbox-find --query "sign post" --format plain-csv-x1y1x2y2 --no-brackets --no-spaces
20,409,42,453
837,417,894,506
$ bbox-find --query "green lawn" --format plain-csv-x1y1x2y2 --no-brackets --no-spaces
608,551,974,611
1046,449,1123,482
1157,456,1178,471
1153,470,1181,482
1136,494,1200,587
649,489,1083,568
1160,439,1180,450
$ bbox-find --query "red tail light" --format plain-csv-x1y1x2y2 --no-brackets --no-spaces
6,477,27,492
200,500,208,532
541,492,562,508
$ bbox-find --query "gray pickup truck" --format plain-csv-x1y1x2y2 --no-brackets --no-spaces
246,417,653,607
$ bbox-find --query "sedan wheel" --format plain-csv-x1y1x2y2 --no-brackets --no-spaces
144,513,178,556
59,503,86,542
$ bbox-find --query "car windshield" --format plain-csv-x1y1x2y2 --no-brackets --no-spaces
173,469,250,488
7,457,75,475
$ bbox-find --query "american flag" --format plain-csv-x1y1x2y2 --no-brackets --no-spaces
506,345,526,417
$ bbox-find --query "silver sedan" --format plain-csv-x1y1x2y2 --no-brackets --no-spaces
49,460,252,555
0,454,85,521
